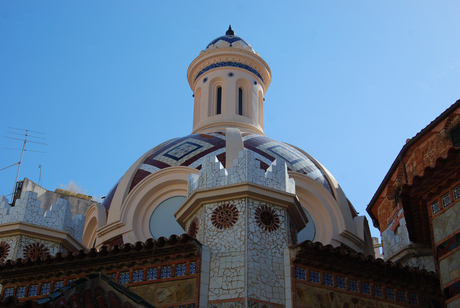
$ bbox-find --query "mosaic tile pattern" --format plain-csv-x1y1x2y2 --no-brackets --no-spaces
398,290,407,303
409,293,418,305
361,282,371,295
176,264,186,276
16,286,26,298
431,200,441,215
4,288,14,297
189,262,197,274
0,191,85,241
295,267,306,280
108,273,117,279
442,193,452,208
436,232,460,259
243,135,332,194
336,277,346,289
53,281,63,292
161,266,172,278
349,279,358,292
386,288,395,301
374,285,383,297
206,199,246,301
209,302,243,308
105,131,337,211
28,285,38,297
454,185,460,200
323,273,333,286
119,272,130,284
164,142,203,161
195,62,264,83
132,269,143,282
40,283,51,295
128,133,226,195
206,35,250,49
309,270,320,283
247,201,286,303
147,268,158,280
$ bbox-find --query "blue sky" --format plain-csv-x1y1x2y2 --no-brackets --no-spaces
1,1,459,238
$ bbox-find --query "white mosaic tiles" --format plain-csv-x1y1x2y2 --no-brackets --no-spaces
382,217,435,271
382,217,411,260
0,191,85,240
205,199,246,300
0,235,68,261
186,198,293,305
184,150,300,305
247,200,286,304
188,150,295,197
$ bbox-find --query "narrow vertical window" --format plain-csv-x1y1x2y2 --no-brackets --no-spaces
238,88,243,115
216,87,222,115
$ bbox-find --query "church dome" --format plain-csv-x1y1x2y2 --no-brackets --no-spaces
102,131,332,211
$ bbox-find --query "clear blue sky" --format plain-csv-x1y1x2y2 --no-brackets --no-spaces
1,1,459,239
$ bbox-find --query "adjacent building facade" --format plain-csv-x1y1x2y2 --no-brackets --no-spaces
367,100,460,307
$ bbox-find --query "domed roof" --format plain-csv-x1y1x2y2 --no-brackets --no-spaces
102,131,333,211
205,26,254,52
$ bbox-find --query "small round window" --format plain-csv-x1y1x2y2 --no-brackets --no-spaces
149,196,186,239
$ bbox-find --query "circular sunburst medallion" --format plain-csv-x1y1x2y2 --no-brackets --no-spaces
211,204,239,229
0,241,11,263
188,217,199,238
289,221,298,244
23,243,49,259
255,205,280,232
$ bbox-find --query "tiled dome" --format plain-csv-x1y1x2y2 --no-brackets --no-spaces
102,132,333,211
205,26,254,52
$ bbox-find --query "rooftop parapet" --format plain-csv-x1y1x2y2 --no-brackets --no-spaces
0,191,85,241
188,149,296,197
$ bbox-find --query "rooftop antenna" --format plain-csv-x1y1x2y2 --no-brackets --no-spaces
38,164,43,186
3,127,47,201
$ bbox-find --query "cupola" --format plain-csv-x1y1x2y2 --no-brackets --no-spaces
187,26,272,135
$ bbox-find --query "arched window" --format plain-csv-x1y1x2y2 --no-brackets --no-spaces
216,86,222,115
238,88,243,115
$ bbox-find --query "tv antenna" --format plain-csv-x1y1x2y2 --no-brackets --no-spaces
3,127,47,199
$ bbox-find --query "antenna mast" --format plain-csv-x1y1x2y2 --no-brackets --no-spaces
3,127,47,199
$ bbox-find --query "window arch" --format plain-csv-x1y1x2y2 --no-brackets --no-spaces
217,86,222,115
238,87,243,116
208,77,225,117
236,78,252,118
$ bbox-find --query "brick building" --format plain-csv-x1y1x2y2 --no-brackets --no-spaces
367,99,460,307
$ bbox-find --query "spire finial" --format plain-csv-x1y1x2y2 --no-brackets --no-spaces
226,25,234,36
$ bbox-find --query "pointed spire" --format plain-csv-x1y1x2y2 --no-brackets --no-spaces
226,25,234,36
